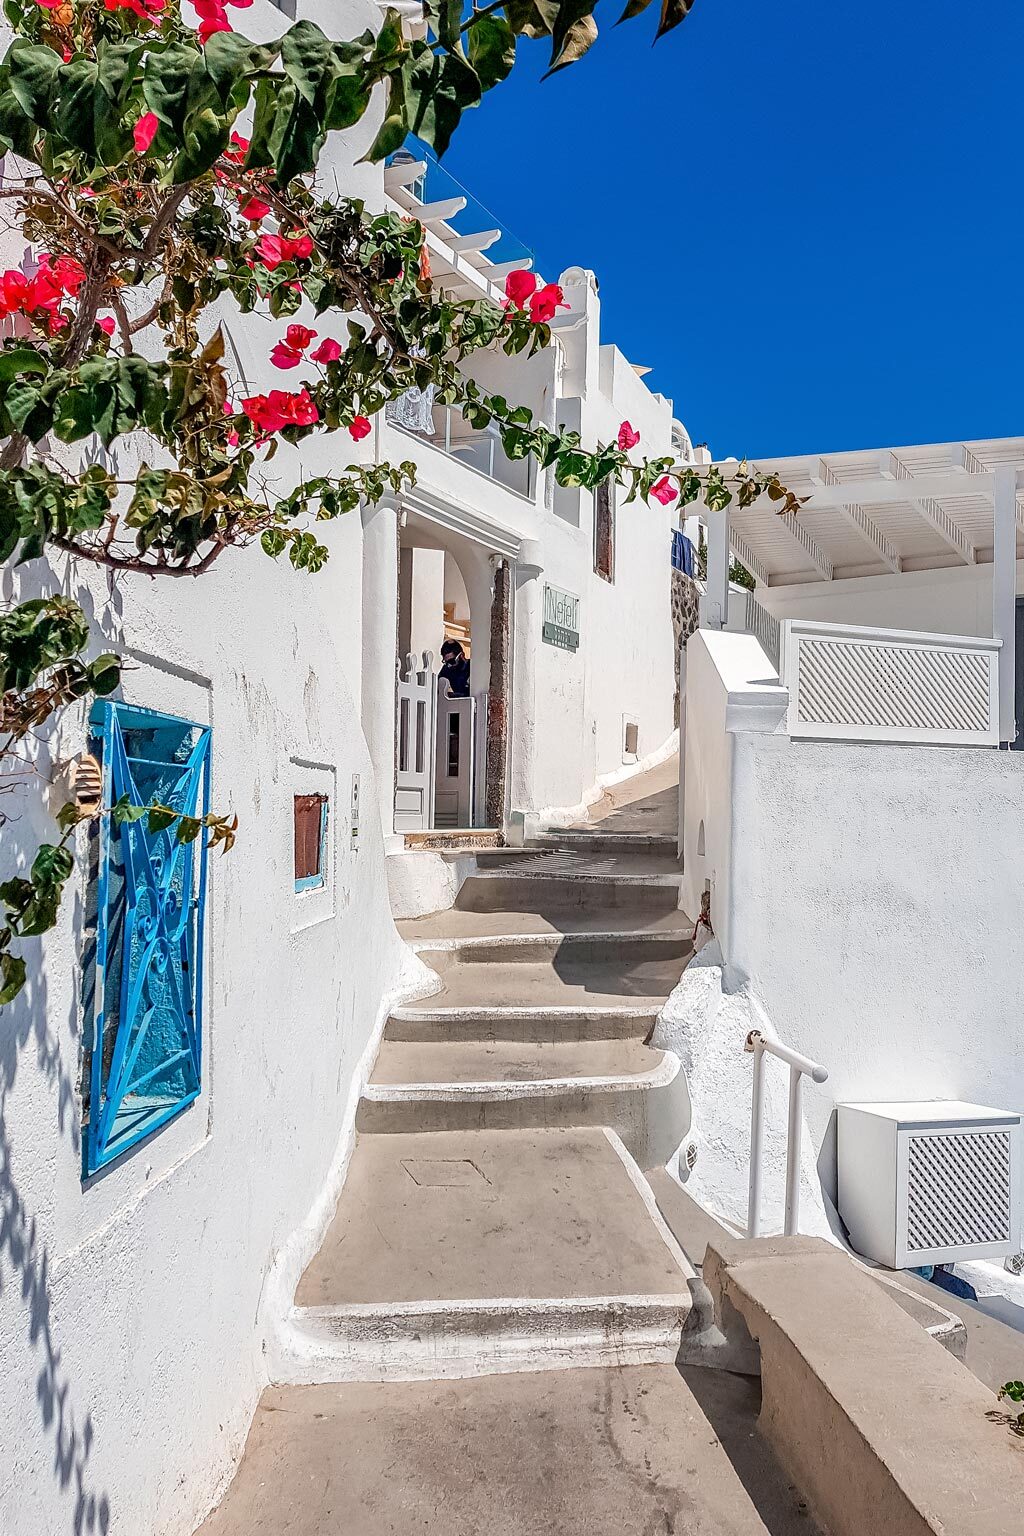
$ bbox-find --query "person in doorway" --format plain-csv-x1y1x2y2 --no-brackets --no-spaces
439,638,470,698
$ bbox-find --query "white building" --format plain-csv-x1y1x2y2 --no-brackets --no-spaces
0,2,686,1530
672,439,1024,1266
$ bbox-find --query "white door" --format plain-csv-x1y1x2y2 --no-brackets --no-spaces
395,651,436,832
434,678,476,828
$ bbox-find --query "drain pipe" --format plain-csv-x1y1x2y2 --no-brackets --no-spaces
745,1029,828,1239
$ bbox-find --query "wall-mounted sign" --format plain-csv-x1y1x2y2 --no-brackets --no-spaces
542,584,580,652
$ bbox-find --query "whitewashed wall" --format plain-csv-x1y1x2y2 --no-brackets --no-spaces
527,272,678,818
0,3,440,1533
753,559,1014,639
678,628,1024,1228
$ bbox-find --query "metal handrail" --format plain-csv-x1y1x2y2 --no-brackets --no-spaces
744,1028,828,1239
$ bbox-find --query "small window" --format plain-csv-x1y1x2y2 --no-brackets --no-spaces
594,478,615,583
294,793,329,892
83,702,210,1177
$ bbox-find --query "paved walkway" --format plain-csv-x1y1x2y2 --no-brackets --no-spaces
197,761,818,1535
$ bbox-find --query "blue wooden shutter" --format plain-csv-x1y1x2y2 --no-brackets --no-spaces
84,702,211,1176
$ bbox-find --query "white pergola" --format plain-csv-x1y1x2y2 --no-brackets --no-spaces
697,437,1024,743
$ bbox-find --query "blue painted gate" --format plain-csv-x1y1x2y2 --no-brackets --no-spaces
84,702,210,1176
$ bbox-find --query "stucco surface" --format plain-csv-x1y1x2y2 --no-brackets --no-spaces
294,1128,688,1305
196,1367,811,1536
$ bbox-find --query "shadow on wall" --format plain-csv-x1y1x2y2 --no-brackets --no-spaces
0,901,112,1535
0,562,114,1536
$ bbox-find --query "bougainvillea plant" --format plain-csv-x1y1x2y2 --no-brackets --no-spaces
0,0,799,1001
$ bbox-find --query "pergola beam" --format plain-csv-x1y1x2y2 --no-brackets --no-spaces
886,451,976,564
814,460,902,574
779,509,833,581
730,531,769,587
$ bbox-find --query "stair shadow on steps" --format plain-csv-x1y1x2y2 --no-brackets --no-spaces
678,1365,823,1536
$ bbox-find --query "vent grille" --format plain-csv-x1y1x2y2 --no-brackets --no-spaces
905,1130,1012,1253
796,639,991,733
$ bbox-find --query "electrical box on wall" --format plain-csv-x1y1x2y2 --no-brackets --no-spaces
622,715,639,765
838,1100,1022,1269
350,773,360,850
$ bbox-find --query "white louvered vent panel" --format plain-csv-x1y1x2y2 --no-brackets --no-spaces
797,640,991,732
905,1130,1012,1254
783,621,1000,745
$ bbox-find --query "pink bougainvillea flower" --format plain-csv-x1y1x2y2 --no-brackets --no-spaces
35,0,64,10
617,421,640,452
238,195,270,223
528,282,568,325
103,0,165,19
504,269,537,309
224,132,249,164
241,388,318,436
270,324,317,369
310,337,341,364
284,323,316,351
348,415,372,442
222,401,240,447
270,341,301,369
48,255,86,295
255,231,314,269
198,14,230,43
650,476,678,506
191,0,231,43
97,315,116,336
254,234,287,269
0,270,30,318
133,112,159,155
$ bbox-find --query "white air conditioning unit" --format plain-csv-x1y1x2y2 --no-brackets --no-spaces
837,1101,1021,1269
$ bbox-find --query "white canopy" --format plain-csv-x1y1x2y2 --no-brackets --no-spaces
706,437,1024,588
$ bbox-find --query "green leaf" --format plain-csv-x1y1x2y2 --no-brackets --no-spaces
31,842,74,887
0,348,48,382
110,793,148,824
87,653,121,696
146,804,179,834
405,46,482,158
172,105,231,185
468,15,517,92
0,951,26,1007
175,815,202,844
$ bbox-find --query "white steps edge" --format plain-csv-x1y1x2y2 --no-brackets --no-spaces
408,929,690,955
357,1055,688,1165
464,870,682,887
389,1003,663,1022
363,1051,681,1103
276,1295,693,1384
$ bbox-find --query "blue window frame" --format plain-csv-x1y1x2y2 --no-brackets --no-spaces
83,702,210,1177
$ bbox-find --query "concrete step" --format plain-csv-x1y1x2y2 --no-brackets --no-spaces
417,952,687,1011
455,872,680,914
282,1129,695,1383
370,1037,662,1084
197,1365,811,1536
385,1003,661,1045
398,905,690,944
463,847,682,878
410,930,693,967
530,829,679,856
356,1046,687,1163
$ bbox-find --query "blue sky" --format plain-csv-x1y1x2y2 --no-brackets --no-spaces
438,0,1023,458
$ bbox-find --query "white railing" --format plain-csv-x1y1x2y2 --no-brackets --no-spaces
745,590,781,673
745,1028,828,1238
782,619,1000,746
